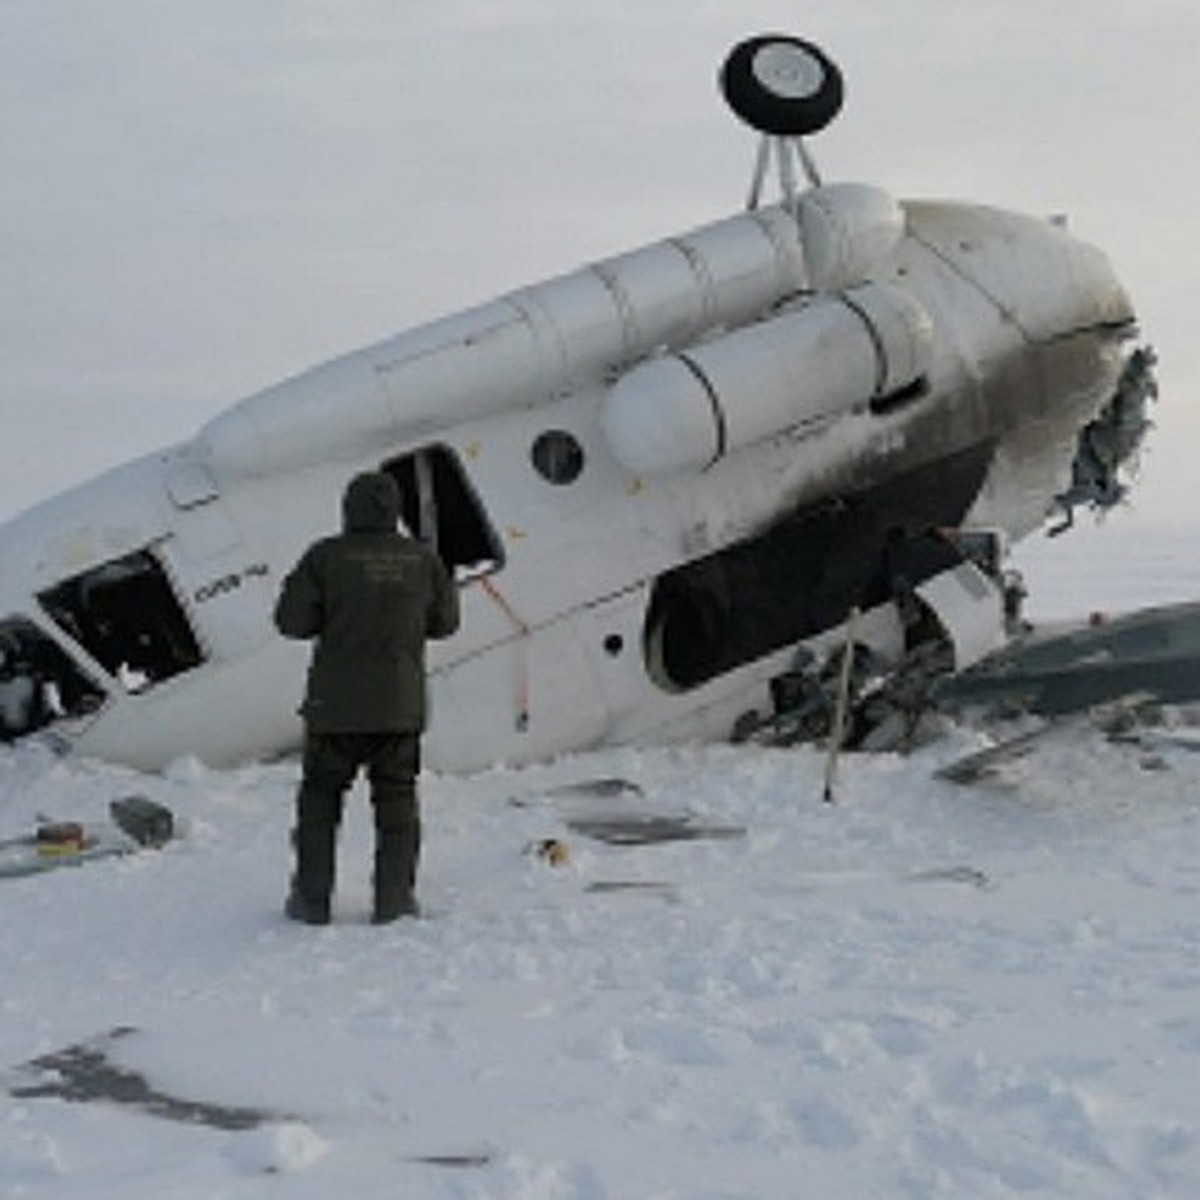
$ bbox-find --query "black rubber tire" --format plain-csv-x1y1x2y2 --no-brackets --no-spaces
720,35,843,137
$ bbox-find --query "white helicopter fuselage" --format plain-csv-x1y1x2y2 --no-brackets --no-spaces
0,185,1136,772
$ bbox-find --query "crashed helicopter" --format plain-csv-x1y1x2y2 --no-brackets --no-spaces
0,35,1154,771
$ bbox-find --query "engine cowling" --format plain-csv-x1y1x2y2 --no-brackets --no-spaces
601,281,933,477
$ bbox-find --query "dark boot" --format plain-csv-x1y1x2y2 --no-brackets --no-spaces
287,786,341,925
372,820,420,923
370,890,419,924
285,886,331,925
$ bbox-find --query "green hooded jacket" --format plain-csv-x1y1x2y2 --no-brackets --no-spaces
274,471,460,733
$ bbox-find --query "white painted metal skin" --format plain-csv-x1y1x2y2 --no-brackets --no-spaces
0,176,1134,771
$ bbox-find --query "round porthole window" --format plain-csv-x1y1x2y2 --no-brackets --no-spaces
531,430,585,485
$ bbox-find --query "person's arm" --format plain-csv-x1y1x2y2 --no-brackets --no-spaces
274,549,324,639
426,555,460,640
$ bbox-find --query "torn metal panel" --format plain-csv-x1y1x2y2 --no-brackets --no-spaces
915,561,1006,671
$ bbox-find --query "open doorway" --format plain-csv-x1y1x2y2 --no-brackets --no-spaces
381,444,503,582
38,548,205,694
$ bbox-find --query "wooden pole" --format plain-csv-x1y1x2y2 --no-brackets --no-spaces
823,606,859,804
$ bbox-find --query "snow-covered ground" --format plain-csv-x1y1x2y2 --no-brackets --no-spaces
3,619,1200,1198
3,7,1198,1194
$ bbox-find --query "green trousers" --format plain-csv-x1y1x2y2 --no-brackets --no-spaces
291,731,421,916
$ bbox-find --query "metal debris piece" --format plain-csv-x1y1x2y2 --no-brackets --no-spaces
1050,346,1157,534
567,816,745,846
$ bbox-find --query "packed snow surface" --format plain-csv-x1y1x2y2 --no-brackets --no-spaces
2,710,1199,1198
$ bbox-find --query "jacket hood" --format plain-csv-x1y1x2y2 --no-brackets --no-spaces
342,471,402,533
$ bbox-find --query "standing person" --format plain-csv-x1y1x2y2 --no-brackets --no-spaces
274,471,460,924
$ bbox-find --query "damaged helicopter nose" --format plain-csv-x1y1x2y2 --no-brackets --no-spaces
903,201,1136,341
1050,345,1158,533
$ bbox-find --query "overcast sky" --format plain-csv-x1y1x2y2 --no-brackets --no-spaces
3,1,1198,528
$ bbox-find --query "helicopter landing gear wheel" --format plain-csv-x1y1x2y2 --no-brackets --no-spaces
720,35,844,136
